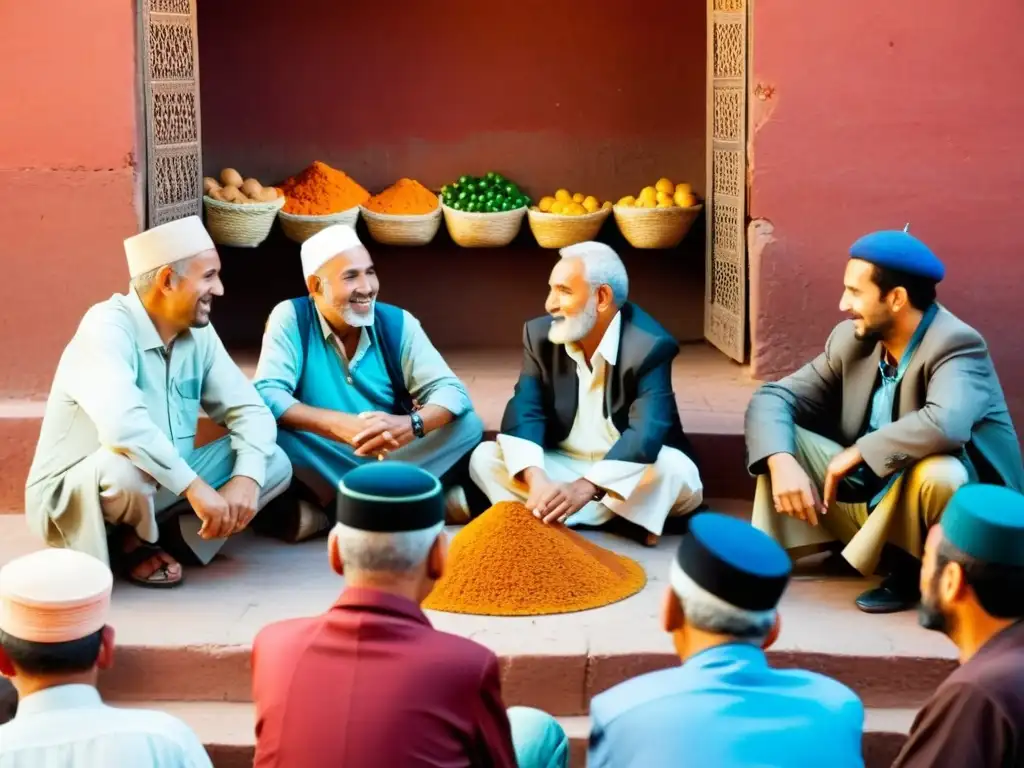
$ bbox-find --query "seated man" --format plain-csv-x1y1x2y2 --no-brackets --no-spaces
254,224,482,539
746,228,1023,613
588,513,864,768
252,462,568,768
0,548,212,766
25,216,292,588
470,241,702,546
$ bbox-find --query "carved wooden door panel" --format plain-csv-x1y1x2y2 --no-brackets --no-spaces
704,0,748,362
139,0,203,227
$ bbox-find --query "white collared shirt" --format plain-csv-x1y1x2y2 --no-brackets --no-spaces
0,684,211,767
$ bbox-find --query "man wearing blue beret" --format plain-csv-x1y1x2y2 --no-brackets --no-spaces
588,513,864,767
892,484,1024,766
746,228,1023,613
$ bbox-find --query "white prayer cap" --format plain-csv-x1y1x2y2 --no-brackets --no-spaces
124,215,215,279
301,224,363,280
558,241,620,260
0,548,113,644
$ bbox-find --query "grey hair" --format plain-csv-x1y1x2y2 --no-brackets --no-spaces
559,242,629,306
131,257,189,295
669,560,776,642
333,521,445,574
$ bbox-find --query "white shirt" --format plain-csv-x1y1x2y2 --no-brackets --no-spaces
0,685,212,767
498,312,646,500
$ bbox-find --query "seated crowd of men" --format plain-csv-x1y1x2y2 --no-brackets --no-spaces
0,214,1021,766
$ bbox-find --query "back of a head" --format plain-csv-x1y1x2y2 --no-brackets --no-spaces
0,548,113,680
332,463,446,588
559,241,629,306
670,513,791,644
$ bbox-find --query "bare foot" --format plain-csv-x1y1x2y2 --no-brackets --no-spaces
121,532,183,586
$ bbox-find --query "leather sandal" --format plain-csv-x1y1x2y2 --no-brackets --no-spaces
118,542,184,589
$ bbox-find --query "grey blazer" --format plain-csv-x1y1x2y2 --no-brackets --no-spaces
745,305,1023,490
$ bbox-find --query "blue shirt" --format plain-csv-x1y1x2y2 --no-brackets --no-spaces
588,643,864,768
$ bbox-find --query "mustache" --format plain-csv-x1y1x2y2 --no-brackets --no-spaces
349,293,376,301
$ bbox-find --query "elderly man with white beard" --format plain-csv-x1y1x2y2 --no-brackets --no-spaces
253,225,483,541
469,242,703,546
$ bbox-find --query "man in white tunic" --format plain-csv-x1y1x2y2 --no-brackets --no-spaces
24,216,292,587
469,242,703,545
0,548,212,766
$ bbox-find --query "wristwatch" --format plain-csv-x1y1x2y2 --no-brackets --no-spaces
410,411,426,439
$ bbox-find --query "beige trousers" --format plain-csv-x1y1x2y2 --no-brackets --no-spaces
469,441,704,535
751,427,968,575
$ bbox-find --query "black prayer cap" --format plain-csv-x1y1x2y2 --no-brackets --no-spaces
336,462,444,532
676,512,792,612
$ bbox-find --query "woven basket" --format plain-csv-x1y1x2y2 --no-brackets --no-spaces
613,203,703,249
278,206,361,244
359,204,443,246
202,195,285,248
441,203,527,247
527,207,612,249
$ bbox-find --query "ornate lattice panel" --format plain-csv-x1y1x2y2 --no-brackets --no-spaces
140,0,202,227
704,0,748,362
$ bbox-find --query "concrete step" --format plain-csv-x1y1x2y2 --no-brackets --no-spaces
119,700,914,768
1,345,755,513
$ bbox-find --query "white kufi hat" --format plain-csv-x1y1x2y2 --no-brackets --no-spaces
301,224,363,281
124,215,215,279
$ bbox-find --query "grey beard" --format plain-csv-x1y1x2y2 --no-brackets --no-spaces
342,300,375,327
548,296,598,344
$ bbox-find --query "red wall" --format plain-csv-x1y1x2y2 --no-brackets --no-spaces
0,0,140,397
197,0,709,351
749,0,1024,424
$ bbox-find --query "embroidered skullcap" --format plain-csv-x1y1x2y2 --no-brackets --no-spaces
301,224,363,281
336,462,444,532
849,229,945,282
0,549,113,643
941,484,1024,567
672,512,791,612
124,215,215,279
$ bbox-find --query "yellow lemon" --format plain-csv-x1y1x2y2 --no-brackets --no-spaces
602,200,613,210
657,200,674,208
572,192,585,204
655,178,675,195
539,195,556,212
635,198,655,208
550,200,566,214
639,186,657,202
674,189,698,208
567,202,586,215
656,191,674,206
583,195,600,213
674,183,693,196
554,189,572,203
617,195,636,207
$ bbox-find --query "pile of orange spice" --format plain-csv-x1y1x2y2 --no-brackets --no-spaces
279,161,369,215
423,502,646,617
364,178,439,215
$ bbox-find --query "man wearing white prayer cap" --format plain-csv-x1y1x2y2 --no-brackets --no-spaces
25,215,292,587
252,224,482,541
0,548,212,766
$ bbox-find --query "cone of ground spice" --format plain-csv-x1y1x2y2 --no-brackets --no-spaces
279,161,370,215
423,502,646,617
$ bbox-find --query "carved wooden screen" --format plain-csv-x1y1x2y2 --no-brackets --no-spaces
139,0,203,227
704,0,748,362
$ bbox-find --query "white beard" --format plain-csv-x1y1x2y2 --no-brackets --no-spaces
548,294,598,344
342,299,375,327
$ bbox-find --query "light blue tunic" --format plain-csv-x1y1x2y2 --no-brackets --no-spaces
254,300,482,489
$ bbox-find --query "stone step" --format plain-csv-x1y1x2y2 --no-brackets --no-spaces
1,345,756,513
118,700,914,768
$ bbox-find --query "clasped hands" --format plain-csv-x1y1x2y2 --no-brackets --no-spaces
186,475,260,540
524,468,599,525
329,402,423,460
767,445,863,526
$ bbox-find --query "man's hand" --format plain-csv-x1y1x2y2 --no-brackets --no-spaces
324,411,366,447
220,476,261,534
353,411,414,458
767,453,822,526
822,445,864,513
185,478,235,540
538,479,599,525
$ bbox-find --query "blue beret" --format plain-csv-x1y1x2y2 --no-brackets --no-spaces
849,230,945,282
336,462,443,532
677,513,792,611
941,484,1024,567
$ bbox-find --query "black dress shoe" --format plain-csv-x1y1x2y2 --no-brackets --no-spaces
855,576,921,614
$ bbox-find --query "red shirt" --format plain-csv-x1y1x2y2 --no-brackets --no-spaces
252,587,518,768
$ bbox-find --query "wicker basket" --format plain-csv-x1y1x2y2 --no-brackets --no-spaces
202,195,285,248
278,206,361,244
359,204,443,246
441,203,527,247
527,207,612,249
613,203,703,249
